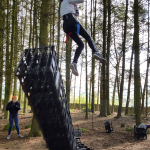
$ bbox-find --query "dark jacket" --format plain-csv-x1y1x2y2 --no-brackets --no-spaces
6,101,21,114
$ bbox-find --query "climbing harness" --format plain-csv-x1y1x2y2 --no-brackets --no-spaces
65,22,80,43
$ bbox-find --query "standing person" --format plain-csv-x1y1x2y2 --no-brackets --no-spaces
6,96,23,139
60,0,107,76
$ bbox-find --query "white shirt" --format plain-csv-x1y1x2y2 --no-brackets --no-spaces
60,0,84,17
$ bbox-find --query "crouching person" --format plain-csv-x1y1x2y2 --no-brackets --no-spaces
6,96,23,139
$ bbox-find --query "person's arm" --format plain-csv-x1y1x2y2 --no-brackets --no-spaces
16,102,21,110
74,4,79,16
69,0,84,4
6,102,14,111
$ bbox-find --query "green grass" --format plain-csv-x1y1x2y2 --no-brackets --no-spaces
126,126,134,132
3,123,16,131
25,125,31,129
79,128,89,132
20,103,31,110
70,109,74,113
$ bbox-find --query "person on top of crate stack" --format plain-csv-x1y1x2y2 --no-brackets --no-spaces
6,96,23,139
60,0,107,76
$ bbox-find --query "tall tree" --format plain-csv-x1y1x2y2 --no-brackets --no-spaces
57,0,61,60
29,0,50,137
100,0,107,117
106,0,111,115
91,0,96,113
125,37,134,115
0,0,4,109
85,0,88,119
117,0,128,118
23,94,27,114
134,0,142,125
146,0,149,117
4,0,16,119
66,38,72,103
13,0,18,96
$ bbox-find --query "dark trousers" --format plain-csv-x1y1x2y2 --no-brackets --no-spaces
8,113,20,135
63,13,98,63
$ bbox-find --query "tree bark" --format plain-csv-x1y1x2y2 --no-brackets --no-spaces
4,0,15,119
29,0,49,137
146,0,149,117
57,0,61,61
91,0,96,113
23,94,27,114
134,0,142,125
117,0,128,118
100,0,107,117
125,36,134,115
73,76,76,109
97,63,100,111
106,0,111,115
0,0,4,109
18,85,21,104
66,38,72,103
85,0,88,119
79,54,83,110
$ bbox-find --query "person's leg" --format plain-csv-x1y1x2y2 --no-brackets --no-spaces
79,24,97,53
79,24,107,64
14,117,20,135
8,114,13,136
70,31,84,64
69,31,84,76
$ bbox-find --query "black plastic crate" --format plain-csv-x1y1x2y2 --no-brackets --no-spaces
134,125,147,140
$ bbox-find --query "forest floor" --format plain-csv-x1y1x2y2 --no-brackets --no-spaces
0,109,150,150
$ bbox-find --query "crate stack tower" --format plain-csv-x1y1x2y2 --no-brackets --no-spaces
15,46,91,150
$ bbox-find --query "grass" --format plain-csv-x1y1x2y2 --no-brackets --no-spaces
70,109,74,113
3,123,16,131
79,128,89,132
126,126,134,132
25,125,31,129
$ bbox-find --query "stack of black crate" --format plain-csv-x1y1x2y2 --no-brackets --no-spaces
15,46,91,150
15,46,76,150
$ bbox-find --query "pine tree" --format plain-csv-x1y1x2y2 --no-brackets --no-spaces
134,0,142,125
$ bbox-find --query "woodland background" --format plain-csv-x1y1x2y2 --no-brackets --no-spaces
0,0,149,135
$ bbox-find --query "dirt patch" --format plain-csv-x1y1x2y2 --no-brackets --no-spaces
0,109,150,150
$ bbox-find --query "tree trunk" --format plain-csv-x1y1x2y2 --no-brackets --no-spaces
100,65,103,113
85,0,88,119
52,0,55,44
100,0,107,117
18,85,21,104
66,38,72,103
73,76,76,109
146,0,149,117
29,0,33,48
13,0,18,96
97,63,100,111
125,37,134,115
134,0,142,125
4,0,15,119
28,114,42,137
79,54,83,110
57,0,61,61
111,76,117,114
89,74,92,108
23,94,27,114
29,0,49,137
106,0,111,115
117,0,128,118
0,0,4,109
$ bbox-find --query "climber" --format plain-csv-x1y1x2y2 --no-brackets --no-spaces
60,0,107,76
